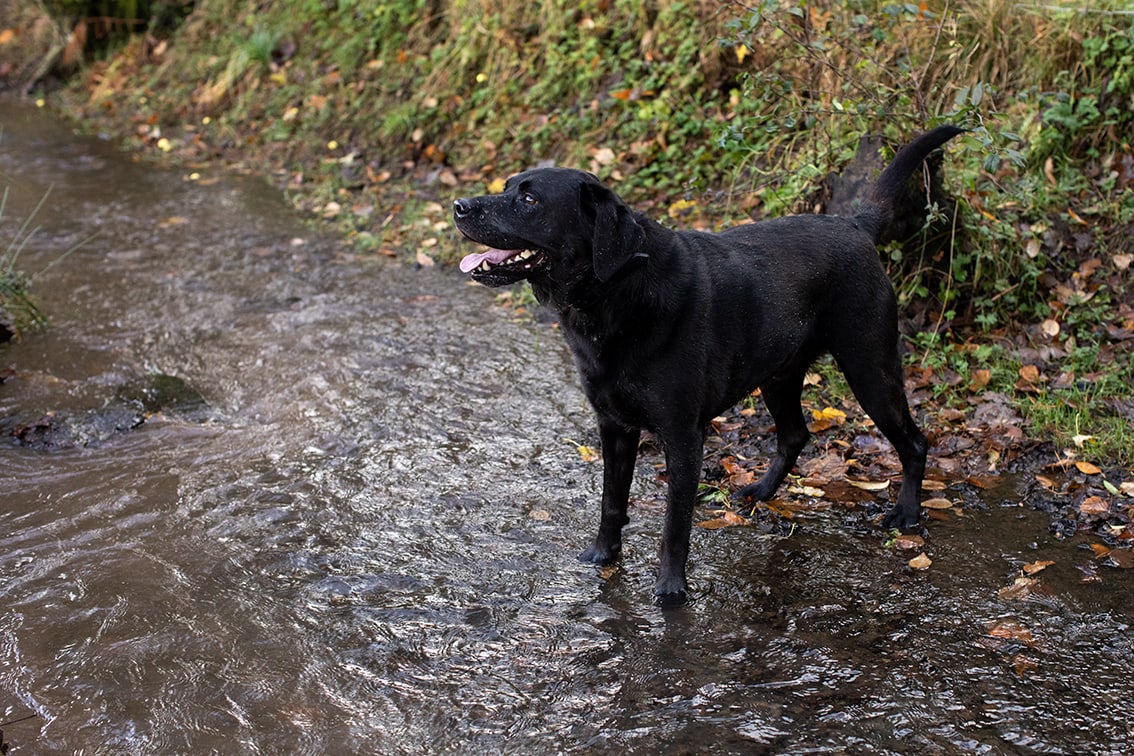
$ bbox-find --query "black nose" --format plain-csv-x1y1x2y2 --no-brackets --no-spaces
453,198,472,218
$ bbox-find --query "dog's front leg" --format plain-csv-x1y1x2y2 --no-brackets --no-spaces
578,419,640,565
654,428,705,605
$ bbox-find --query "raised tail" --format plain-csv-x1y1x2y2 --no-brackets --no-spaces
853,125,965,242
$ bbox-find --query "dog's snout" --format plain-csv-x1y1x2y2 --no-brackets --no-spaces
453,198,473,218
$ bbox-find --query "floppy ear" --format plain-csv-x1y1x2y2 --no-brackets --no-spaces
582,182,646,282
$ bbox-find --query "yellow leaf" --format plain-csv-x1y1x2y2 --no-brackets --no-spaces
0,29,16,45
667,198,698,218
1074,461,1102,475
735,44,749,64
487,177,507,194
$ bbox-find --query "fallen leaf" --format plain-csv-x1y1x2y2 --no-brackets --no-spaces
998,576,1038,601
894,534,925,550
1090,543,1112,558
487,176,507,194
923,479,948,491
787,484,825,497
1040,319,1061,339
529,508,551,521
1079,496,1109,516
1022,560,1054,575
1105,549,1134,569
922,497,954,509
415,250,435,267
1012,653,1038,677
987,618,1035,644
848,479,889,491
592,147,616,165
908,552,932,570
696,510,748,529
1121,482,1134,498
1074,461,1102,475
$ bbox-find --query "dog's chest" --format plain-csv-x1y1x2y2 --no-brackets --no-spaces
565,327,653,428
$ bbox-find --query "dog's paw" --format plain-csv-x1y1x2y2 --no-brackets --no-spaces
882,504,921,530
578,541,620,565
653,584,688,608
733,479,776,502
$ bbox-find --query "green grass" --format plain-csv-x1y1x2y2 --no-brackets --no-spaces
0,187,48,339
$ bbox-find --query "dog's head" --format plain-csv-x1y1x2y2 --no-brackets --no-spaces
452,168,646,291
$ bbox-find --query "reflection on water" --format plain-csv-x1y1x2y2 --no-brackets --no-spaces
1,102,1132,753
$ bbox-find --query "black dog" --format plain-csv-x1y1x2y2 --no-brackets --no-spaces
454,126,963,603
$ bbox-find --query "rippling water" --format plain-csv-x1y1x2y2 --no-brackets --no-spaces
1,102,1132,754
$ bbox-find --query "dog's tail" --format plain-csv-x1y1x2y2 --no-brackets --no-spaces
853,125,965,241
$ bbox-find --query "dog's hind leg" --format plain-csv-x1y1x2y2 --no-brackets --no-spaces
833,346,927,530
734,365,812,503
579,420,641,565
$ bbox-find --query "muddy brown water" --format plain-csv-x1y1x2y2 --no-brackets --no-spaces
1,103,1132,754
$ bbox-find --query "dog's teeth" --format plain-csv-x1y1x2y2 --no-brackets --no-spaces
479,261,490,271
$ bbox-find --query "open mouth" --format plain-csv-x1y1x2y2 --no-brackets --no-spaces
459,248,548,285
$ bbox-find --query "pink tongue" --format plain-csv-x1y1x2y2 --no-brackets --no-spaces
459,248,518,273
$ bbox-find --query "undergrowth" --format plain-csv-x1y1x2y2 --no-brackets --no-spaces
31,0,1134,464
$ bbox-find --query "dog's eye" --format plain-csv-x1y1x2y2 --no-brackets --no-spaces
521,192,538,206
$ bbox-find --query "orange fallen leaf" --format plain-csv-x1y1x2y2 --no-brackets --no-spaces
987,619,1035,644
1074,461,1102,475
696,510,748,530
1022,560,1054,575
1090,543,1112,558
908,552,932,570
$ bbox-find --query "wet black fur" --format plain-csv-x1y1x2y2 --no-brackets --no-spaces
453,125,964,604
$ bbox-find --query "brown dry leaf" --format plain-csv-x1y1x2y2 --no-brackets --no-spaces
969,368,992,391
922,497,954,509
1034,474,1059,490
696,510,748,530
599,564,620,580
987,619,1035,644
848,479,889,492
1079,496,1109,516
415,250,435,267
894,534,926,551
0,29,16,45
1074,461,1102,475
923,479,948,491
1012,654,1039,677
998,576,1038,601
908,552,932,570
1040,319,1061,339
1105,549,1134,569
1022,560,1055,576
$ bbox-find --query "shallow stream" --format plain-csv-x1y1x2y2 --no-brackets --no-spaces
1,103,1131,754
